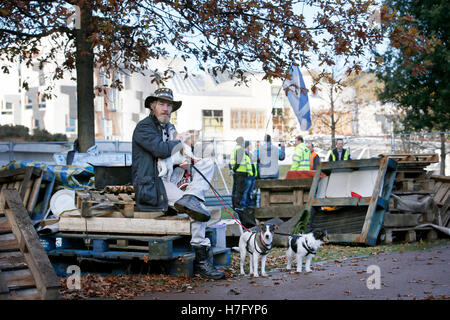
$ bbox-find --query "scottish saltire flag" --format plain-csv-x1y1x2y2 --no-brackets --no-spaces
282,65,312,131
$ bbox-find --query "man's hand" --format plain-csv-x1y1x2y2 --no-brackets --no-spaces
176,132,191,143
179,159,191,171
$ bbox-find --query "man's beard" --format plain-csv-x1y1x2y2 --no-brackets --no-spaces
156,114,170,124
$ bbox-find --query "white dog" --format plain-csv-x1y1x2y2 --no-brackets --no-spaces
286,228,327,273
239,223,278,277
157,142,198,180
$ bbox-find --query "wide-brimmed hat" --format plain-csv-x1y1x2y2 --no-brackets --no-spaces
144,87,182,112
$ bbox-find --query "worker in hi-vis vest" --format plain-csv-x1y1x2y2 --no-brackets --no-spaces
308,142,320,170
328,138,352,161
290,136,311,171
240,140,257,209
229,136,248,210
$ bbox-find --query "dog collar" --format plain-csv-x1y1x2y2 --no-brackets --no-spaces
260,233,272,251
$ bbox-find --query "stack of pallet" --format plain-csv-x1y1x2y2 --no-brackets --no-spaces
47,188,229,277
383,153,438,193
381,154,441,243
1,189,60,300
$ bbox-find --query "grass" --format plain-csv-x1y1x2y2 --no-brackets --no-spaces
224,238,450,276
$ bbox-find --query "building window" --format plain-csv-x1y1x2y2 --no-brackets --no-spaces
38,94,46,109
25,95,32,109
66,115,76,132
231,109,265,129
202,109,223,137
5,102,12,110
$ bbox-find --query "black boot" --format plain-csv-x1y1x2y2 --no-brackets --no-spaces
192,245,225,280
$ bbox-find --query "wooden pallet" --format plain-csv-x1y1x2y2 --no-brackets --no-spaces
380,153,439,164
394,178,434,193
40,230,230,277
380,226,438,244
76,191,135,218
0,189,60,300
305,158,397,246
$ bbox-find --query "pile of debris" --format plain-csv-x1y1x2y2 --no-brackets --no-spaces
381,153,448,243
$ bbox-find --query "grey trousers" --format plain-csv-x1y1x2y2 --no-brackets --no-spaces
162,158,214,247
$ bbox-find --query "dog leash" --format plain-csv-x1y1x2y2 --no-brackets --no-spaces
192,164,252,233
192,164,304,236
274,231,297,237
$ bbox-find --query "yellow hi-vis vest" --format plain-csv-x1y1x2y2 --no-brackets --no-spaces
229,145,248,173
244,152,254,176
290,143,311,171
330,149,350,161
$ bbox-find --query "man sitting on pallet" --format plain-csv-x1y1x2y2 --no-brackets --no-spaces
132,87,225,280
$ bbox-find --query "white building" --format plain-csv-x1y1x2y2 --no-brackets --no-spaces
0,52,399,146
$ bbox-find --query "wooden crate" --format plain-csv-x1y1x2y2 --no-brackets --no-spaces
254,178,312,220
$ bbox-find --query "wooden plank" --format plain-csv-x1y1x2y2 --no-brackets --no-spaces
359,157,389,243
259,190,270,208
133,211,164,219
305,166,324,214
0,251,27,271
327,233,360,243
439,188,450,207
59,216,191,235
2,190,60,300
0,270,9,299
255,178,312,189
118,193,133,202
254,205,304,219
0,217,12,234
0,233,20,251
432,181,443,194
383,213,423,227
293,189,304,206
0,167,41,179
104,194,119,202
26,174,43,212
269,193,294,204
319,159,381,171
18,167,34,201
2,269,36,290
435,184,449,205
430,175,450,183
8,287,41,300
0,174,26,184
311,197,360,207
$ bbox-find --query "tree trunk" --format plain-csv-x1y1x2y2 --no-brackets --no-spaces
440,132,446,176
75,3,95,153
330,86,336,150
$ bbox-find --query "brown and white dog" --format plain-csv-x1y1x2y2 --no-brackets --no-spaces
239,223,278,277
286,228,328,273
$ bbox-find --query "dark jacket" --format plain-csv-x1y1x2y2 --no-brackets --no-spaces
132,113,181,211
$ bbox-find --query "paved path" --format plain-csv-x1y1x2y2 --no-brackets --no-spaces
138,244,450,300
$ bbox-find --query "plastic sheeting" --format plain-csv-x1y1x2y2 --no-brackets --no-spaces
0,160,94,189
